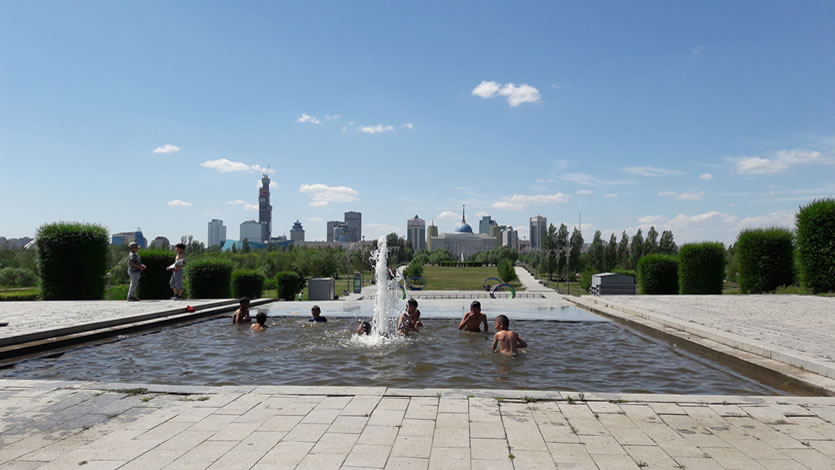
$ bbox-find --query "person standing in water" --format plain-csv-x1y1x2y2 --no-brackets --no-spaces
458,300,488,333
397,298,423,335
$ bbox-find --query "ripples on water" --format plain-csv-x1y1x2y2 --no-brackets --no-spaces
3,318,782,395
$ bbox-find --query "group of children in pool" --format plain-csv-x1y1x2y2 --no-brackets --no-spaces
232,297,527,354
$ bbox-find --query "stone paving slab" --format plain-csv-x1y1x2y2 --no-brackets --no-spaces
2,380,835,469
572,295,835,382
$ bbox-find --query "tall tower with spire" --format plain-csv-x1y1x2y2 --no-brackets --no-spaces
258,169,272,242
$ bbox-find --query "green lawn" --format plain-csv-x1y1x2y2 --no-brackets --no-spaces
419,266,524,291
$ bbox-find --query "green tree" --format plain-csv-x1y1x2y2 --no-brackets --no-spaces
617,231,630,268
659,230,677,254
605,233,618,271
590,230,605,272
630,229,644,269
557,223,569,277
542,223,558,280
568,227,584,275
645,226,659,254
242,238,250,253
796,198,835,293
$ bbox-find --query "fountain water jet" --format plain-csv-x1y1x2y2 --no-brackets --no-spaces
350,236,407,346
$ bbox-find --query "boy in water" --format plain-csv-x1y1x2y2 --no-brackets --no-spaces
458,300,488,333
251,312,268,332
492,315,527,354
233,297,251,324
397,298,423,335
310,305,327,323
168,243,186,300
126,242,146,302
357,321,372,335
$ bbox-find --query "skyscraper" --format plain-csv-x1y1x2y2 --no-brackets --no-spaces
407,215,426,251
426,221,438,250
479,216,497,235
530,215,547,250
240,220,261,243
326,220,348,243
290,220,305,242
258,171,272,242
344,211,362,242
208,219,227,247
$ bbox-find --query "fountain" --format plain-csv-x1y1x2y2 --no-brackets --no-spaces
369,235,406,336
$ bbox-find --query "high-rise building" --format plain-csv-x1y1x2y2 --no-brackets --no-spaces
530,215,547,250
426,221,438,250
502,226,518,250
344,211,362,242
208,219,227,247
326,221,347,243
111,229,147,248
332,224,350,242
407,215,426,251
290,220,305,242
240,220,262,243
479,216,497,235
258,171,272,242
149,236,170,249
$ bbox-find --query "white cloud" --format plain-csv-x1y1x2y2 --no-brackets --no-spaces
401,123,414,129
638,215,665,225
699,173,713,180
359,124,395,134
738,210,794,229
153,144,180,154
324,114,341,120
623,166,685,177
733,149,829,174
658,191,705,201
167,199,192,207
306,216,323,223
226,200,258,211
438,210,458,220
201,159,274,174
560,173,633,186
471,80,541,107
692,45,704,55
604,193,617,198
492,192,570,211
475,211,489,217
299,183,359,207
296,113,321,124
576,189,593,195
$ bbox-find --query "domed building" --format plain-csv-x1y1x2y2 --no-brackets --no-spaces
428,206,498,259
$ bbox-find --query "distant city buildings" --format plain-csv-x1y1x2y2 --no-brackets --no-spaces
426,221,438,250
502,226,518,250
529,215,547,250
208,219,226,247
478,216,497,235
428,206,498,259
0,237,33,249
149,236,170,249
326,212,362,243
290,220,305,242
111,229,147,248
240,220,261,243
258,172,272,243
407,215,426,251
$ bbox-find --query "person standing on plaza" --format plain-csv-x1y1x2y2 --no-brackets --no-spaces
167,243,186,300
127,242,145,301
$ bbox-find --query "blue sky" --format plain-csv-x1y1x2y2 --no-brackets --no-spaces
1,1,833,244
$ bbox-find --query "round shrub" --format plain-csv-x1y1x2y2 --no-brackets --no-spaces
137,249,175,299
186,259,233,298
498,258,516,283
276,271,303,300
232,269,265,299
796,198,835,293
678,242,726,295
0,267,38,287
736,228,795,294
36,222,109,300
638,254,679,295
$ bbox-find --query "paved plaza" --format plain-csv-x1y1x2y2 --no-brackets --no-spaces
2,381,835,469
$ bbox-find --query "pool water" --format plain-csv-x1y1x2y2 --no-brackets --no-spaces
3,313,786,395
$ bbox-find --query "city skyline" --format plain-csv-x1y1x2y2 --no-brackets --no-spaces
1,2,833,244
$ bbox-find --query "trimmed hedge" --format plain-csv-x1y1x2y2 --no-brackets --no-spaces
186,259,233,298
498,259,516,283
796,198,835,293
137,249,175,299
0,289,40,301
36,222,109,300
678,242,726,294
232,269,265,299
638,254,679,295
736,228,795,294
276,271,303,300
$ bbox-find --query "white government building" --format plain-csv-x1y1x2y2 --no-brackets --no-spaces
427,207,498,259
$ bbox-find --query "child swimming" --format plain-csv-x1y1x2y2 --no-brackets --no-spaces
491,315,527,354
458,300,488,333
397,299,423,336
251,312,268,332
356,321,372,335
232,297,251,324
309,305,327,323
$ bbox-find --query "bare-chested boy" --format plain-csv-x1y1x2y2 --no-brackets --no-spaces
232,297,251,324
491,315,527,354
458,300,488,333
397,299,423,335
251,312,268,332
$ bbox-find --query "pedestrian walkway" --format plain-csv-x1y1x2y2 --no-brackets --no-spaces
2,380,835,469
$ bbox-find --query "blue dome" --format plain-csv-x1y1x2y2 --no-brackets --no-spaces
454,222,473,233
